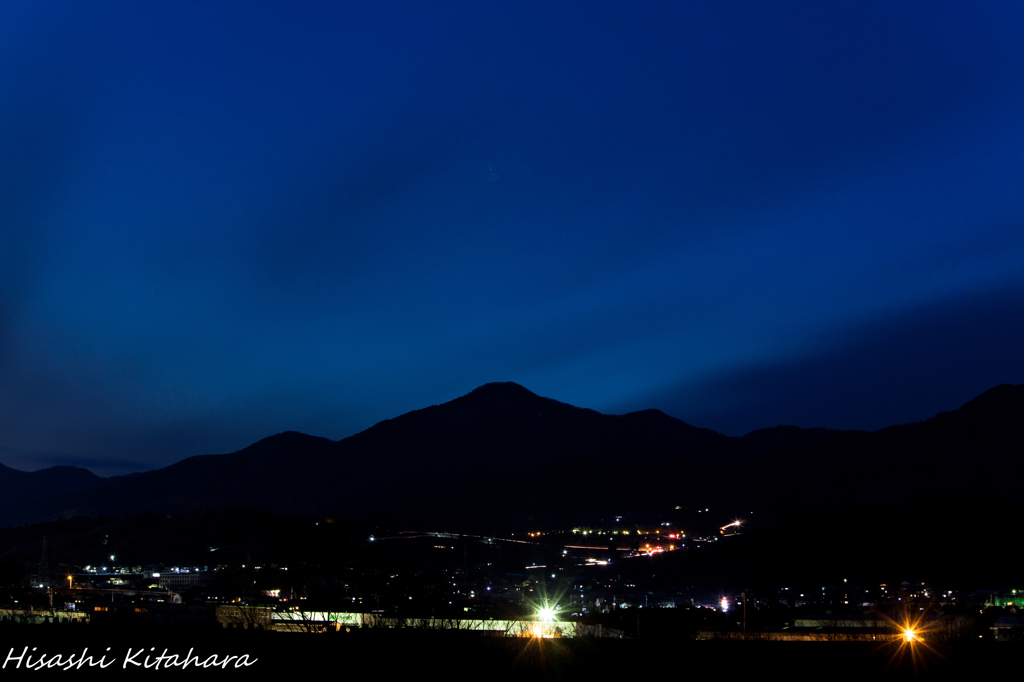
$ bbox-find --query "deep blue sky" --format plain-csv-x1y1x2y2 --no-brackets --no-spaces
2,2,1022,476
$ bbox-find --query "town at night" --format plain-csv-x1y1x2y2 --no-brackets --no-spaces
2,1,1023,678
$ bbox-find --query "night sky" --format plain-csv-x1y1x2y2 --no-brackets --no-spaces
2,2,1022,476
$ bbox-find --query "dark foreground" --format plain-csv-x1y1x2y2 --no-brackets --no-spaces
1,623,1021,680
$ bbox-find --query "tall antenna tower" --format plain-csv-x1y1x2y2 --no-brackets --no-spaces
38,535,50,586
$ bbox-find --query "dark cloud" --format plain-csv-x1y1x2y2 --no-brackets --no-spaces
641,282,1024,435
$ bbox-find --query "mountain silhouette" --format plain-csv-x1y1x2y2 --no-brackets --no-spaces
0,382,1020,529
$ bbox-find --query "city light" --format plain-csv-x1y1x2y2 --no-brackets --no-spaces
719,520,742,534
882,608,942,675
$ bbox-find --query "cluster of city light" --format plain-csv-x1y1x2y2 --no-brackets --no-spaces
569,528,687,536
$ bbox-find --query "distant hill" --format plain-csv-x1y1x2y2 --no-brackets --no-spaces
0,382,1020,529
0,464,105,527
736,383,1024,513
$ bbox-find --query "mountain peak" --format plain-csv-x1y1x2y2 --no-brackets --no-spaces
959,383,1023,410
455,382,548,407
930,383,1024,428
464,382,538,399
